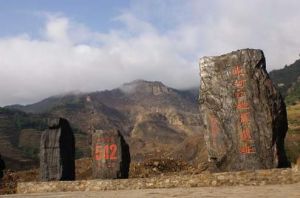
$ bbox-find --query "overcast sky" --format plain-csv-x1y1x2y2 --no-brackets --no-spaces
0,0,300,106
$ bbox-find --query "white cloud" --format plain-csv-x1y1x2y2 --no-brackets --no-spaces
45,16,70,44
0,1,300,106
0,13,197,106
128,0,300,67
187,0,300,67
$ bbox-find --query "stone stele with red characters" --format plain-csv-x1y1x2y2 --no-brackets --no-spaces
92,129,130,179
199,49,290,171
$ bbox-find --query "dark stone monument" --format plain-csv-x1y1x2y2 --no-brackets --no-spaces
40,118,75,181
0,154,5,183
199,49,290,172
92,129,130,179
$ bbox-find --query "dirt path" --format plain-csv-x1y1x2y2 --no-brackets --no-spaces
2,183,300,198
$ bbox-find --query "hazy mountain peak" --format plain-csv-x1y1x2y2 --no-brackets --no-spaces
119,79,171,95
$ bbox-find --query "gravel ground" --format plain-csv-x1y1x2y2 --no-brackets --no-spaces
2,183,300,198
15,168,300,194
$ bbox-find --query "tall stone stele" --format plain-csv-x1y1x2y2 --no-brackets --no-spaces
40,118,75,181
199,49,290,172
92,129,130,179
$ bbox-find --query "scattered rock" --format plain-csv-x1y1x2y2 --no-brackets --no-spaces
129,158,195,178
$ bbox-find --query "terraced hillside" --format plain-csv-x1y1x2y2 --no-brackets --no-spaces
286,102,300,162
0,108,46,169
269,59,300,97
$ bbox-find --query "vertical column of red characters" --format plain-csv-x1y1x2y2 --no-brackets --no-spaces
232,65,256,154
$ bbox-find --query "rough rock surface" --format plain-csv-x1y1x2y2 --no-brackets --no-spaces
199,49,290,171
92,130,130,179
40,118,75,181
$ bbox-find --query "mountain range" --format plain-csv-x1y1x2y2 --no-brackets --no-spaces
1,58,300,170
1,80,204,170
269,59,300,105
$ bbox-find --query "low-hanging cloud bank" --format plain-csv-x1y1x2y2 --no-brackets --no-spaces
0,0,300,106
0,15,197,106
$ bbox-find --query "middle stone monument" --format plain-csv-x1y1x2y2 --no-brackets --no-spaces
92,129,130,179
199,49,290,172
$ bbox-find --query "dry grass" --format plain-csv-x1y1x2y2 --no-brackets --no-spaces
0,169,38,194
286,101,300,163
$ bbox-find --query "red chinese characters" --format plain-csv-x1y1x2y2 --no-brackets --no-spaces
232,65,255,154
235,90,246,98
232,65,246,76
208,115,220,148
240,128,252,141
210,116,219,139
240,145,255,154
240,112,250,124
234,79,246,88
237,101,249,110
